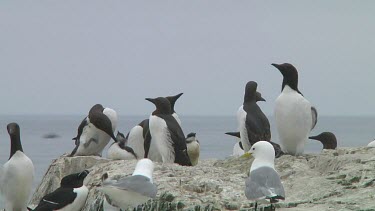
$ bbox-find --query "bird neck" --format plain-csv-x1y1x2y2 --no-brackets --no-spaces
170,104,176,113
9,134,23,159
250,158,274,172
282,85,302,96
132,167,153,183
152,107,172,115
186,136,196,143
243,93,256,104
282,77,299,94
321,140,333,149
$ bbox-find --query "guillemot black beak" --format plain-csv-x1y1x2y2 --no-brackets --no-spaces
225,132,241,138
174,93,183,100
259,96,266,102
309,135,318,140
272,63,285,75
166,93,183,105
145,98,156,104
271,63,281,69
271,63,284,76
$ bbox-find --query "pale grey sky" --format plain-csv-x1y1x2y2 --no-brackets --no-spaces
1,1,374,116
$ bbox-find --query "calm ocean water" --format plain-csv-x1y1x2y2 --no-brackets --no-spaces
0,115,374,195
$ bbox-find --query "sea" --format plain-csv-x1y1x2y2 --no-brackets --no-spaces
0,115,374,196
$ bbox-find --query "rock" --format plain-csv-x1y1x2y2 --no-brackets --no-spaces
28,147,375,210
29,154,111,207
42,133,60,139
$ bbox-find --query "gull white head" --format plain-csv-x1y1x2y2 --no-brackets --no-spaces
132,158,155,182
248,141,275,171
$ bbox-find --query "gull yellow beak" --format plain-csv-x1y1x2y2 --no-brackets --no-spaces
241,152,253,158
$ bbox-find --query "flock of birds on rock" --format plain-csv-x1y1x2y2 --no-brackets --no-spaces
2,62,374,211
68,93,199,167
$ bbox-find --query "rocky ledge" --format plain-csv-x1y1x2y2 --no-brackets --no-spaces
28,147,375,211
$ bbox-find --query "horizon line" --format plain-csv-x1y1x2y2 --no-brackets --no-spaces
0,113,374,118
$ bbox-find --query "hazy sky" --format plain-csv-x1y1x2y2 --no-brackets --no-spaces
1,1,374,116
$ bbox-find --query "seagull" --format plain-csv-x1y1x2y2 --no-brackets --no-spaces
98,159,157,210
244,141,285,210
101,173,123,211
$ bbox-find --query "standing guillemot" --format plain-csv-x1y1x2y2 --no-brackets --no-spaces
226,91,265,157
272,63,318,155
237,81,271,152
124,93,183,162
146,97,192,166
147,93,184,162
1,123,34,211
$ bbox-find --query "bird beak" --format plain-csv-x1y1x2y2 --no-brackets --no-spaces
145,98,156,104
241,152,253,158
225,132,241,138
225,132,235,136
271,63,280,69
175,93,183,99
309,135,318,140
259,96,266,102
167,93,183,104
271,63,284,74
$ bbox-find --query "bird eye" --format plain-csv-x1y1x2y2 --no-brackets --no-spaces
252,147,255,150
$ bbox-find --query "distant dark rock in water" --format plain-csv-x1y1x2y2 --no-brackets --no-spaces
42,133,60,139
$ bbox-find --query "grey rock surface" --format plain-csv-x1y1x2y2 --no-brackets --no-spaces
28,147,375,211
